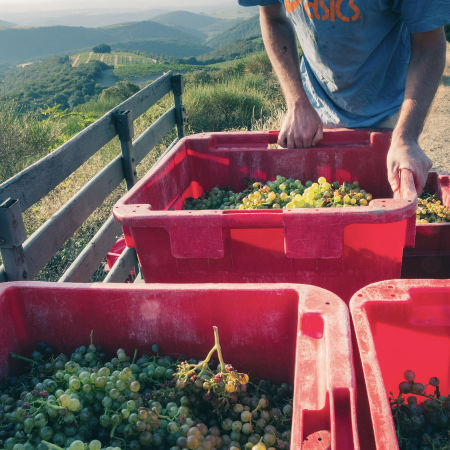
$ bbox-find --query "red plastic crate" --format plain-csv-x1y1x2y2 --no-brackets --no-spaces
350,279,450,450
113,130,417,302
0,281,359,449
402,172,450,278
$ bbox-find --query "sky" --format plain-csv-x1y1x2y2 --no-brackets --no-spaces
0,0,237,13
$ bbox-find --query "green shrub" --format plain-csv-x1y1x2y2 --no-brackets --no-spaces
93,43,111,53
0,101,60,181
184,78,270,133
99,81,140,102
244,51,273,76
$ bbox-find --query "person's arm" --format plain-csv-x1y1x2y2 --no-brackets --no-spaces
259,4,323,148
387,27,446,195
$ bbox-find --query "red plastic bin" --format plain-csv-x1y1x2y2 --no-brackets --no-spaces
402,172,450,278
349,279,450,450
0,281,359,449
113,130,417,302
105,237,135,281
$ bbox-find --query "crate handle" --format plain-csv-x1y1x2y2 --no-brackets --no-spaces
168,213,225,259
292,290,359,448
393,169,417,248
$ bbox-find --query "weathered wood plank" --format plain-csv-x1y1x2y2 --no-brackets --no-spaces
114,110,137,190
171,74,186,139
59,216,122,282
0,114,117,212
22,156,125,279
0,72,174,212
114,71,173,120
103,246,137,283
134,108,177,164
0,246,28,281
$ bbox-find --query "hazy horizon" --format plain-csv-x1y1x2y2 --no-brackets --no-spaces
0,0,238,13
0,0,252,27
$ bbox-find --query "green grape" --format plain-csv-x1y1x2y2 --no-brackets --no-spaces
88,440,101,450
68,440,85,450
69,377,81,390
129,381,140,392
79,371,91,384
68,397,81,412
1,339,295,450
98,367,110,377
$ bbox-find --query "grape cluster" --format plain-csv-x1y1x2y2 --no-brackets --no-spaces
183,176,373,210
416,193,450,223
389,370,449,450
0,331,293,450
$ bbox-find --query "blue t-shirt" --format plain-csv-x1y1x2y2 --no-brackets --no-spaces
239,0,450,127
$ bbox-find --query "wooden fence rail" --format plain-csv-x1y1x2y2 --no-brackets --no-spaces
0,71,185,283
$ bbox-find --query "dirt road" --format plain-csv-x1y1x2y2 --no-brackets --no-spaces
419,43,449,172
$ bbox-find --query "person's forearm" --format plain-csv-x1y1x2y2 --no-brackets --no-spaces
259,5,308,109
392,28,446,144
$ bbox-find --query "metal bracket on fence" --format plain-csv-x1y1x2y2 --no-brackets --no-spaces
0,198,28,280
171,74,186,139
113,110,137,190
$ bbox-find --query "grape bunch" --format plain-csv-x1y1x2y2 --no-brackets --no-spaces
389,370,449,450
0,329,293,450
416,193,450,223
183,176,373,210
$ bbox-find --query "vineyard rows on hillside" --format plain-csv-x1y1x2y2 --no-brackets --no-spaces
71,51,157,67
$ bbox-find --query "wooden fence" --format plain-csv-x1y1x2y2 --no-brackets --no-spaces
0,71,186,283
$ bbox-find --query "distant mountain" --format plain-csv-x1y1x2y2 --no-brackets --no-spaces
113,39,212,59
0,19,15,28
152,10,241,37
206,15,260,48
0,11,165,28
0,20,205,64
154,11,221,30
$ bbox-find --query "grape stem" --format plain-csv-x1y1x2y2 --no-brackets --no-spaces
213,326,226,373
42,441,64,450
90,329,94,346
158,412,178,420
36,400,64,410
110,424,117,438
132,349,138,365
10,353,37,365
198,326,225,377
252,403,262,414
181,326,226,379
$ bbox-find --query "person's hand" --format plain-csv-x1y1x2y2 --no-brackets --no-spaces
387,138,432,195
278,101,323,148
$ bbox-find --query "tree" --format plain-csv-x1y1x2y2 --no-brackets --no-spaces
93,44,111,54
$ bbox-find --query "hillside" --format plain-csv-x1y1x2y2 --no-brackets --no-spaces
153,10,241,37
0,20,205,64
71,51,157,67
113,39,211,59
197,38,264,63
206,15,261,48
0,56,106,110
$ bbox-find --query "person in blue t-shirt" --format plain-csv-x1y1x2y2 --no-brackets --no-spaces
239,0,449,194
